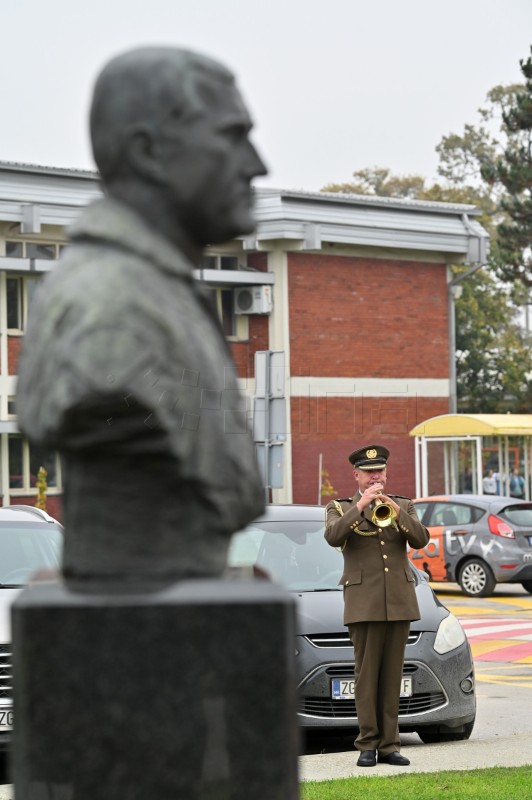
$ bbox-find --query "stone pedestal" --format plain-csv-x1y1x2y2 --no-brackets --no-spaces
12,578,300,799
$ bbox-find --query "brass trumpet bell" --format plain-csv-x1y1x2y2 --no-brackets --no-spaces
371,498,398,528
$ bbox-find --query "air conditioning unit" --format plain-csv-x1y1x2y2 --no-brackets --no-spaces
234,285,273,315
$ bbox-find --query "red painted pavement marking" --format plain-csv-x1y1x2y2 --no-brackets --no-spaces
473,641,532,662
458,616,532,662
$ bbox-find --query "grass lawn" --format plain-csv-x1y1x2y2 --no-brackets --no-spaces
301,766,532,799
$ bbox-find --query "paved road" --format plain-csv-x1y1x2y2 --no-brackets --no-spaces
434,582,532,667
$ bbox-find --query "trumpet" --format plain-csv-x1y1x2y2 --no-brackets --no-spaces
371,494,398,528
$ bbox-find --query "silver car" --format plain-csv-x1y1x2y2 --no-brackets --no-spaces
229,504,476,743
412,494,532,597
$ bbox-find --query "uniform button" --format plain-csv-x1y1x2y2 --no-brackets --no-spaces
380,540,385,545
383,554,388,559
346,580,349,585
384,567,389,572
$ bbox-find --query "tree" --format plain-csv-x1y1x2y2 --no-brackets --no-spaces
320,73,532,412
453,266,532,412
322,166,428,199
485,49,532,286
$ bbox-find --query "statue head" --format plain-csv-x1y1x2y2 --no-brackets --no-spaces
89,47,267,254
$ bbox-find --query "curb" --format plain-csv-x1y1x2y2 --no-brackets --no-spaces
299,732,532,781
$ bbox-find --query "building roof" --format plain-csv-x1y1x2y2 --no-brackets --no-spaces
0,161,489,263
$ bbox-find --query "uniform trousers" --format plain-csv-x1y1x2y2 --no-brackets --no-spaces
348,619,410,755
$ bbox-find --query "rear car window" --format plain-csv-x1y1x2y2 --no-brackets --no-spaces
228,519,343,590
429,503,484,526
500,504,532,527
412,502,428,521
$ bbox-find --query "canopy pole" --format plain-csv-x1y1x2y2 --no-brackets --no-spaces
415,437,421,497
524,438,529,501
421,436,429,497
475,437,483,494
503,437,510,496
444,442,450,494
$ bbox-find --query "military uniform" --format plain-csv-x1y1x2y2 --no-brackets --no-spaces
325,445,430,763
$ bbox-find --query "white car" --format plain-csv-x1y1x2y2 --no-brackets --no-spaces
0,505,63,751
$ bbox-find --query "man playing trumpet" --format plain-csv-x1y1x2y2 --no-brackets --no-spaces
325,444,430,767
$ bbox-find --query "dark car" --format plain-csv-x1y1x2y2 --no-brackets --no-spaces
229,504,476,743
411,494,532,597
0,505,63,751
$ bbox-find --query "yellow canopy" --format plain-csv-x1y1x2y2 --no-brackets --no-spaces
409,413,532,438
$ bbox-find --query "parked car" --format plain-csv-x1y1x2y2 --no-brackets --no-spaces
0,505,63,751
229,504,476,743
411,494,532,597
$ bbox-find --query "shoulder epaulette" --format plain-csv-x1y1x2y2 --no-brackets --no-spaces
389,493,411,500
337,497,352,502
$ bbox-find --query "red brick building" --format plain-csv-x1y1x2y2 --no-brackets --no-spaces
0,163,488,516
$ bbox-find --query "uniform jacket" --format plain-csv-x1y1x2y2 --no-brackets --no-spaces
325,494,430,625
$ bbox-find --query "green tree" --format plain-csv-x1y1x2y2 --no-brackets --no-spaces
320,73,532,412
484,49,532,286
453,266,532,411
322,166,428,198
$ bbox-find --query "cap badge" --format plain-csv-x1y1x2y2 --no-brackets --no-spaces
366,448,377,459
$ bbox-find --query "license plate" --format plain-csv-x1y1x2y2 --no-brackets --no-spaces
332,677,412,699
0,708,13,730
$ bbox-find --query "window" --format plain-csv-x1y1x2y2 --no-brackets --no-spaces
5,240,59,259
6,276,40,331
412,502,429,522
199,254,247,339
200,254,241,271
221,289,236,336
5,242,23,258
8,435,61,493
429,503,483,526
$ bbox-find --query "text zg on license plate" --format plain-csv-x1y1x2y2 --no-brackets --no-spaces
0,709,13,729
331,677,412,699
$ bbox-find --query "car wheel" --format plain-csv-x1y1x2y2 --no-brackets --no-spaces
458,559,496,597
521,580,532,594
417,720,474,744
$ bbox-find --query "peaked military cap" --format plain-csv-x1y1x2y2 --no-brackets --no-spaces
349,444,389,469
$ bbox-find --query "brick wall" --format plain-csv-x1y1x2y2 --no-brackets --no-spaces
8,335,23,374
230,315,269,380
290,396,447,503
229,252,269,380
287,252,449,502
287,252,448,378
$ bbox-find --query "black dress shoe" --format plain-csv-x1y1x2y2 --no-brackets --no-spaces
357,750,377,767
378,752,410,766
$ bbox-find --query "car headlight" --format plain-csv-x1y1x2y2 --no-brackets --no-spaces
433,613,466,654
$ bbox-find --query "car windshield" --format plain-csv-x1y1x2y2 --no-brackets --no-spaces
0,522,63,585
501,503,532,528
228,518,343,591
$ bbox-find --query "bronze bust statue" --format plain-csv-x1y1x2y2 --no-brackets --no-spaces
16,47,267,587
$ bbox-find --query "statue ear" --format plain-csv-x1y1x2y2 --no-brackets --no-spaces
125,125,168,183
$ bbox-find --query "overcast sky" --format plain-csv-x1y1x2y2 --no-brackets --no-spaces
2,0,530,192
